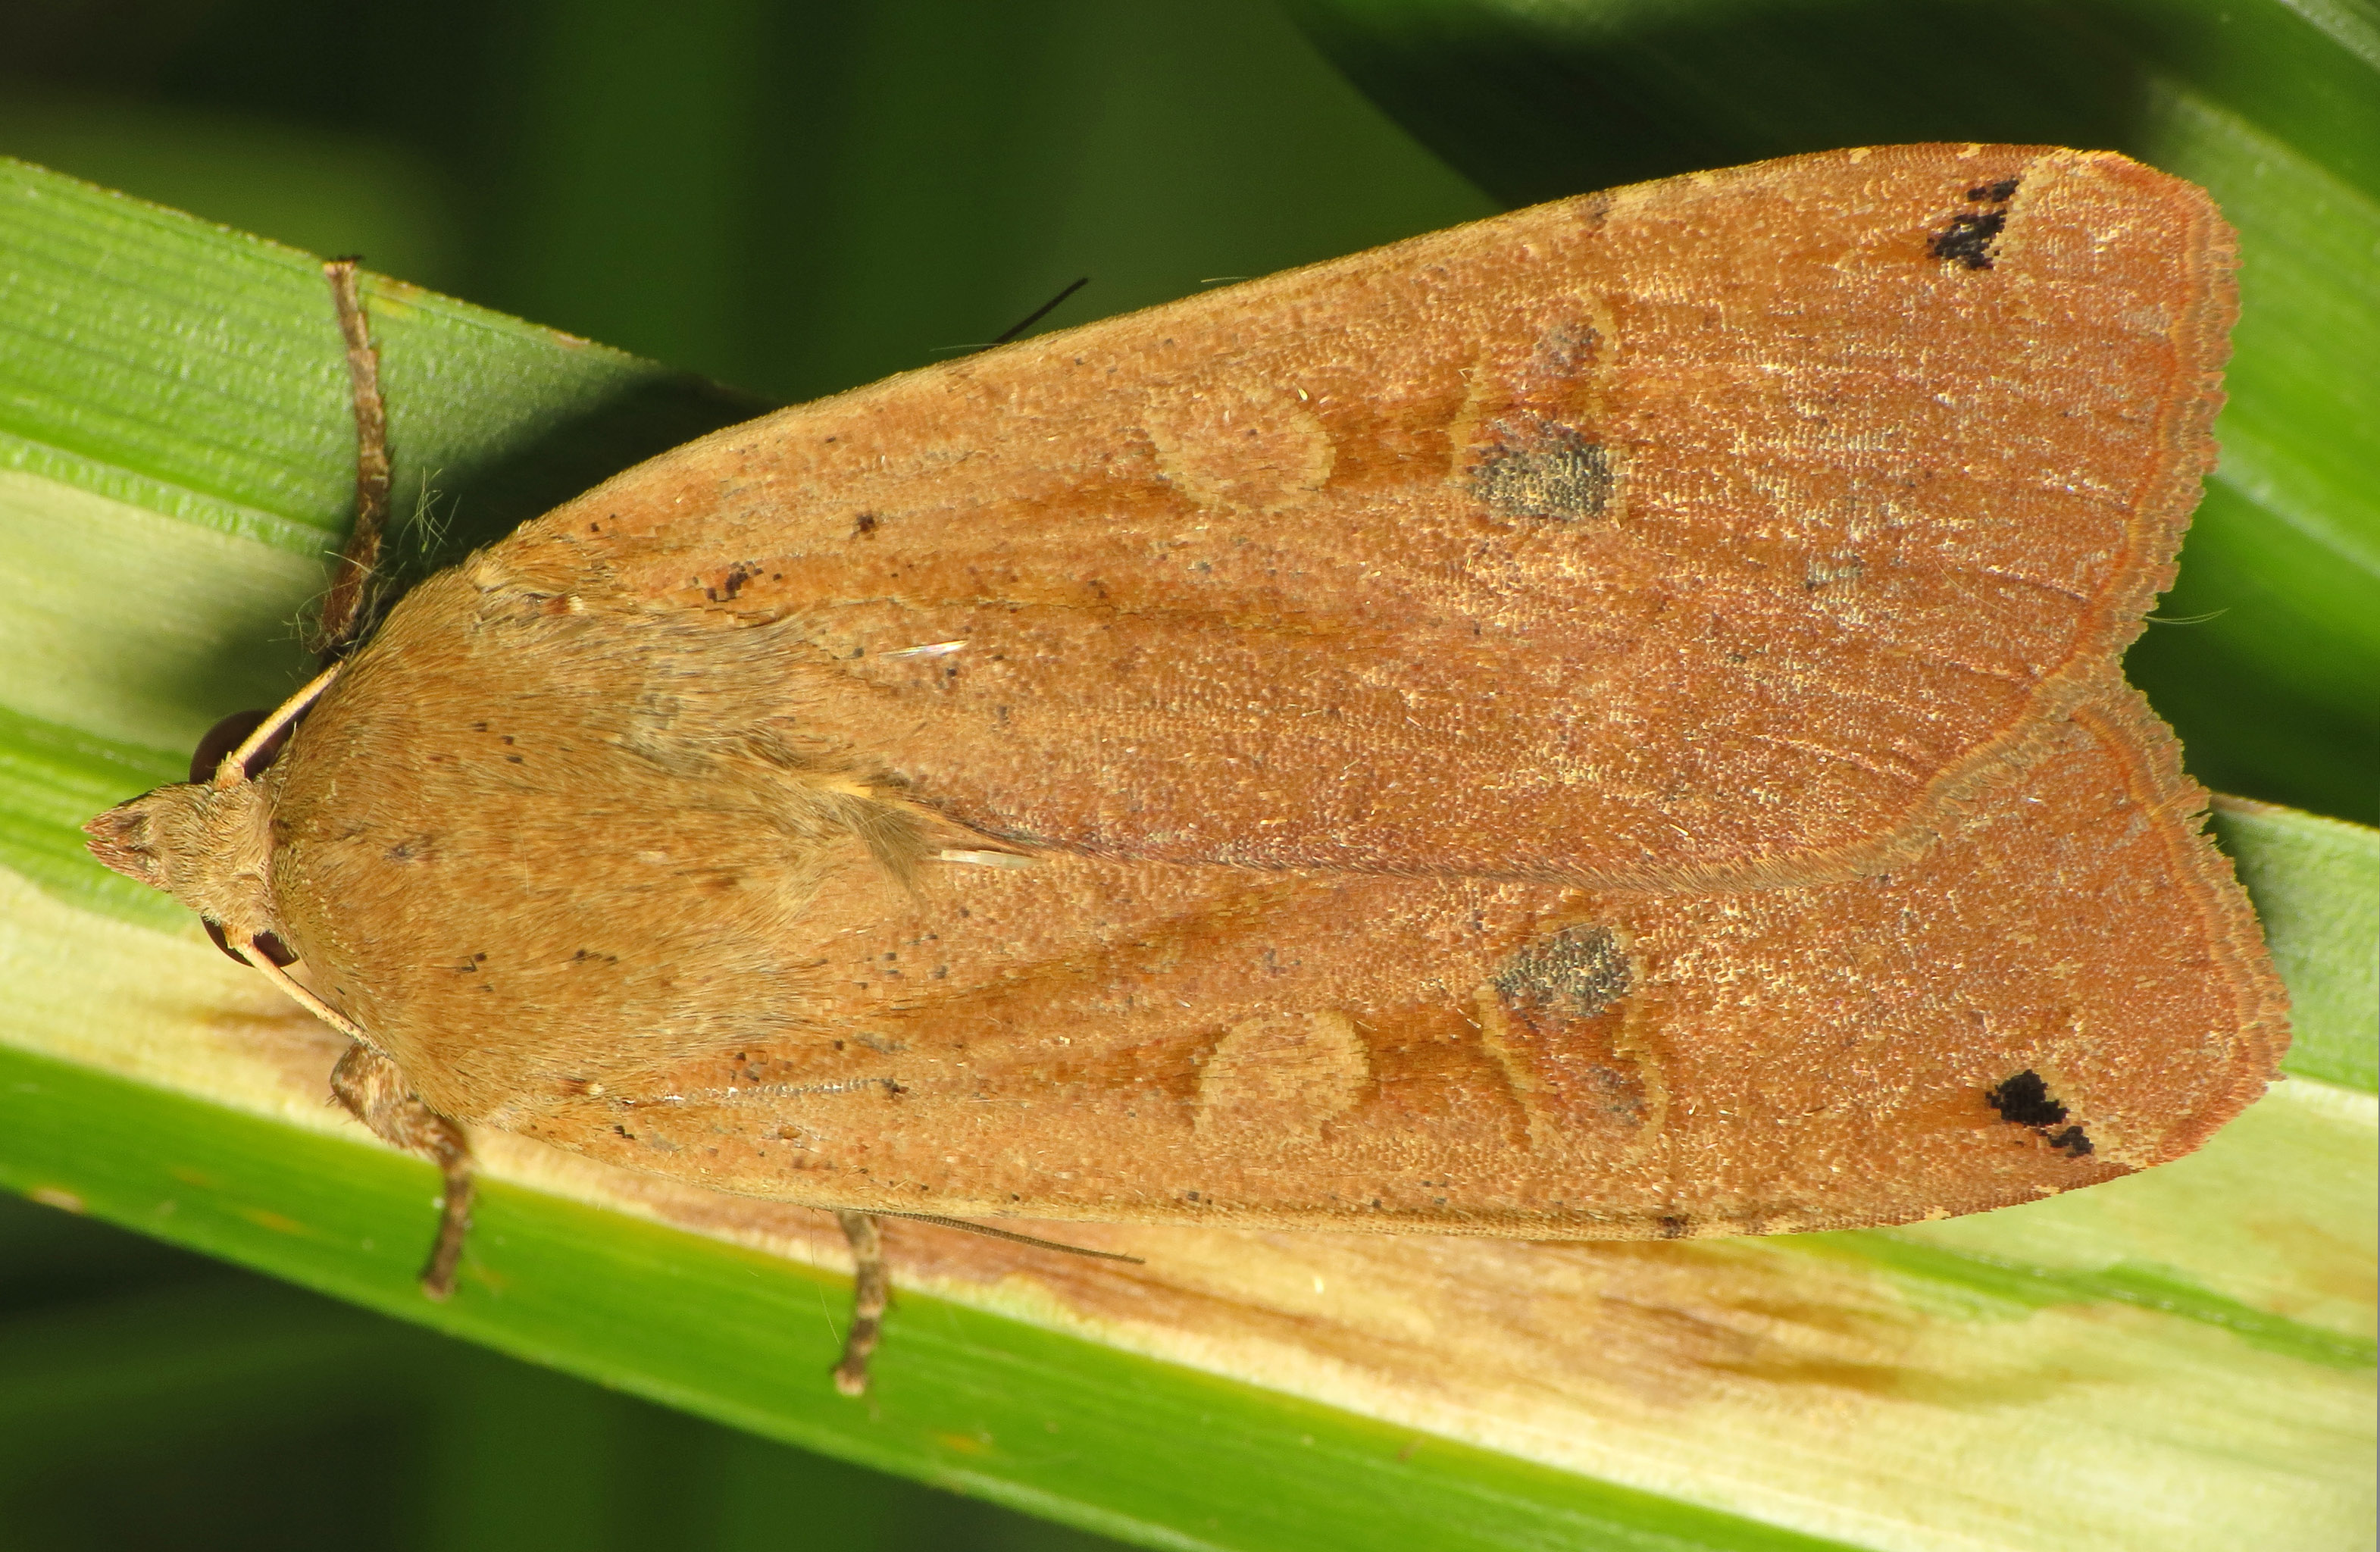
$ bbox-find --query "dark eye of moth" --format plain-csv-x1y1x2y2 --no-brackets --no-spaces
189,706,299,968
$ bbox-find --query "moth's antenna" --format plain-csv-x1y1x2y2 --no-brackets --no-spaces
239,942,369,1044
871,1209,1146,1264
314,256,392,659
214,663,342,787
987,277,1090,349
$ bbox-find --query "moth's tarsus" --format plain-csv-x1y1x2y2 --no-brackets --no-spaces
420,1159,477,1300
826,1211,1145,1395
833,1210,888,1397
315,256,392,659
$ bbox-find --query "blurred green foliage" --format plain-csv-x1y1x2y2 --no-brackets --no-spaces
0,1193,1121,1551
0,0,1493,402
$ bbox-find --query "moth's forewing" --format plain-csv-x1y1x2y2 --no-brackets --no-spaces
496,676,2282,1235
261,144,2278,1237
496,144,2234,891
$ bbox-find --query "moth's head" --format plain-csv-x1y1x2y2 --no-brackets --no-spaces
84,780,287,959
83,704,301,967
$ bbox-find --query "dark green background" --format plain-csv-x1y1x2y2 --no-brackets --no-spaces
2,0,2369,1547
0,0,1494,402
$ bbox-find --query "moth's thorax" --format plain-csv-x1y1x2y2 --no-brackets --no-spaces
252,562,949,1124
83,777,282,947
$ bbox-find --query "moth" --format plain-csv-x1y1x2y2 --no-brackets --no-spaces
86,143,2288,1395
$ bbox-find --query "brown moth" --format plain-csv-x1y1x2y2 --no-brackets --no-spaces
85,143,2287,1395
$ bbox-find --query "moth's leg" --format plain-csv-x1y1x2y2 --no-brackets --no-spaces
832,1210,889,1397
311,258,392,659
330,1041,476,1300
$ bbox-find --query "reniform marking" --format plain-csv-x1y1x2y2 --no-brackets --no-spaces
1470,417,1615,523
1493,925,1631,1018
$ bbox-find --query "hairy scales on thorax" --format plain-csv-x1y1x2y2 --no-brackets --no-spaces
264,559,946,1125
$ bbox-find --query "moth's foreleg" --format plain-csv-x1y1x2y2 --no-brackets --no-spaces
330,1042,477,1299
312,257,392,659
833,1210,889,1397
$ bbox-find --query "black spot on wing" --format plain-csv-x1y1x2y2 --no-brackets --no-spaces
1988,1069,2094,1156
1931,177,2020,271
1986,1069,2066,1127
703,562,761,602
1931,211,2006,268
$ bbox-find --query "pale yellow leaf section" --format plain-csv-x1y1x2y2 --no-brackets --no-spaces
0,470,318,753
